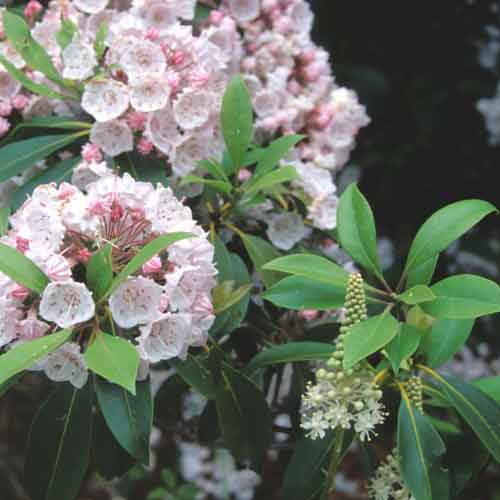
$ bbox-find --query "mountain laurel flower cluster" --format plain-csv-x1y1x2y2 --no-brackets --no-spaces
0,169,216,388
300,273,386,441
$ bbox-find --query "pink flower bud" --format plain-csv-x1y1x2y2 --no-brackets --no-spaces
24,0,43,20
137,136,154,155
208,10,224,25
299,309,319,321
262,116,280,130
16,237,30,253
238,168,252,182
58,182,78,200
145,27,159,41
0,100,12,117
111,200,124,222
268,6,282,21
313,106,333,129
0,117,11,137
299,49,316,64
302,63,321,82
193,293,214,316
77,248,92,263
171,50,185,66
321,238,335,249
246,42,257,54
142,256,162,275
126,111,146,131
262,0,279,13
11,283,30,302
274,16,291,34
11,94,29,110
81,143,103,163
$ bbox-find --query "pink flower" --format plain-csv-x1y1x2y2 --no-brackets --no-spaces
238,168,252,182
16,237,30,253
137,136,154,155
299,309,319,321
0,100,12,117
58,182,78,200
142,256,162,274
145,27,160,41
81,143,103,163
24,0,43,20
11,95,29,110
11,284,30,302
126,111,147,131
77,248,92,263
0,117,11,137
208,10,225,25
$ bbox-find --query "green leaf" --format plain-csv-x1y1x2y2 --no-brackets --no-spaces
0,329,73,386
0,133,88,183
280,430,351,500
253,134,304,178
398,285,436,305
94,23,108,59
221,75,253,169
421,274,500,319
245,342,336,376
404,200,497,276
423,369,500,463
243,165,298,195
86,244,113,301
214,283,252,313
385,324,421,374
337,183,382,279
25,382,93,500
263,275,345,310
0,206,9,235
181,174,232,194
473,376,500,402
93,413,135,480
85,332,139,394
3,10,66,87
198,159,229,182
405,255,438,290
11,156,81,211
95,377,153,465
56,18,77,50
0,54,71,100
215,362,272,468
0,242,49,293
194,3,211,21
343,311,399,369
239,232,283,288
420,319,475,368
171,354,217,399
263,253,349,287
124,151,168,186
103,232,193,300
397,396,446,500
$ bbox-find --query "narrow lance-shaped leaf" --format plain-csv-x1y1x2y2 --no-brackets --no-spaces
180,174,232,194
343,310,399,369
221,75,253,169
385,324,421,374
214,283,252,314
86,243,113,301
253,134,304,178
243,165,299,195
24,382,93,500
0,329,73,386
0,207,9,235
404,199,497,277
0,242,49,293
56,18,77,50
84,332,140,394
337,184,383,279
0,132,89,183
170,353,217,400
397,392,446,500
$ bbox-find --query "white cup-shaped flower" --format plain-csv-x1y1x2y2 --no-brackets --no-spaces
62,39,98,81
109,277,164,328
228,0,260,23
120,40,166,84
266,212,308,251
0,299,18,348
130,77,171,113
173,89,212,130
82,80,130,122
39,281,96,328
145,106,179,155
44,342,89,389
73,0,109,14
89,119,134,157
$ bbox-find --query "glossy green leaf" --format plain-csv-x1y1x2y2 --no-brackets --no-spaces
263,253,349,286
404,200,497,276
181,174,232,194
86,244,113,301
337,183,382,278
0,54,70,100
263,275,345,310
198,159,229,182
397,396,446,500
385,324,421,374
245,342,336,376
253,134,304,178
214,283,252,313
398,285,436,305
0,133,88,183
0,329,73,386
343,311,399,369
3,11,65,86
473,376,500,402
25,382,93,500
0,206,9,235
421,274,500,319
85,332,139,394
103,232,192,299
215,362,272,468
423,370,500,462
171,353,218,399
221,75,253,169
56,18,77,50
93,413,135,480
240,232,283,288
420,319,475,368
11,156,81,210
95,377,153,465
405,255,438,290
0,242,49,293
243,165,298,195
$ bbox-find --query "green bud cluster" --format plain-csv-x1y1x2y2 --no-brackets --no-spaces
406,376,423,412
